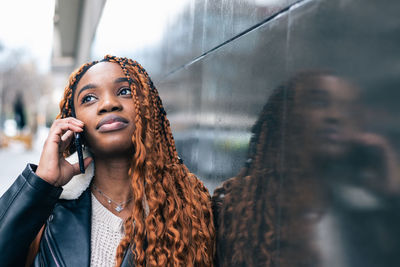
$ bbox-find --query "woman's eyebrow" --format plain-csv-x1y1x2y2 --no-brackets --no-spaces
76,78,128,98
114,77,129,83
77,83,97,98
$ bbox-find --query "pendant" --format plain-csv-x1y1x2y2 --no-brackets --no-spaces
115,205,123,212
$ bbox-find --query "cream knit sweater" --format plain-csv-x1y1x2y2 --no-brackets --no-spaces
90,194,125,267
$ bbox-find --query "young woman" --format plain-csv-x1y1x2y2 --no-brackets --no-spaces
0,55,215,267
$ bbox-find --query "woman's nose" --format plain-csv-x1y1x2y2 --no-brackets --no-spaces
98,94,122,114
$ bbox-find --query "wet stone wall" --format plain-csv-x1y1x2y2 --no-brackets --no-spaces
94,0,400,266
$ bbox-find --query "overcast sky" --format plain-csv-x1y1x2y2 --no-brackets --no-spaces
92,0,188,59
0,0,55,72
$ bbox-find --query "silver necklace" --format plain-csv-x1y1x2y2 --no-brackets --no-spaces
92,184,133,212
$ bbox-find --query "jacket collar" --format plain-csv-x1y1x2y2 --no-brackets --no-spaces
59,151,150,216
60,150,94,200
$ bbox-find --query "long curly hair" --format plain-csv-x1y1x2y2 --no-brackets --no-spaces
57,55,215,267
212,72,333,267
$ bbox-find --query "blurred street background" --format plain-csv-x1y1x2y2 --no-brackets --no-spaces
0,0,399,197
2,0,400,197
0,0,259,195
2,0,265,194
2,1,400,266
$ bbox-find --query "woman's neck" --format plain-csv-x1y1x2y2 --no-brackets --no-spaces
91,155,134,218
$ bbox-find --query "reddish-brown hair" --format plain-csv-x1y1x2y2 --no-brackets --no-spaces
57,55,215,266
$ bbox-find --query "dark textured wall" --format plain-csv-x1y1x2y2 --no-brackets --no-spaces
93,0,400,265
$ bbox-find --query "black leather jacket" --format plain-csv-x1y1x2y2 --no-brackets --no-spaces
0,164,135,267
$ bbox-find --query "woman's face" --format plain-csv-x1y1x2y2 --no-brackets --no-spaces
295,75,358,157
74,62,137,156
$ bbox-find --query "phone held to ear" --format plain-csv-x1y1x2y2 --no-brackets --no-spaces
74,132,85,173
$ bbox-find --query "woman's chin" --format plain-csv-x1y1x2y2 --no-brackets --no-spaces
89,141,134,158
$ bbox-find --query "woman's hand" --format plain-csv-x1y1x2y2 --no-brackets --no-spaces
350,132,400,194
36,118,92,187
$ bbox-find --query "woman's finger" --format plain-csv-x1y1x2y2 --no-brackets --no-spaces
61,130,74,142
51,118,84,132
59,130,74,151
54,121,84,133
52,117,84,127
48,120,84,143
69,157,93,177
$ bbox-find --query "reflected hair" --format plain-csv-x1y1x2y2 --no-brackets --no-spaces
57,55,215,267
212,71,333,267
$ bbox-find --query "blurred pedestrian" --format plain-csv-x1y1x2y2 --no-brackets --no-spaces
13,92,26,131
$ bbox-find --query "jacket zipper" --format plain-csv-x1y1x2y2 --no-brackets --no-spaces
44,229,61,267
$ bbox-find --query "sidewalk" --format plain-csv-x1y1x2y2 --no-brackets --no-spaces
0,126,48,196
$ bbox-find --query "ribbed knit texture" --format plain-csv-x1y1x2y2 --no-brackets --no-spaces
90,193,125,267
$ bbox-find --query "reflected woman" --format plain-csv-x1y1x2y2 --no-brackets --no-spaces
0,55,215,267
212,71,400,267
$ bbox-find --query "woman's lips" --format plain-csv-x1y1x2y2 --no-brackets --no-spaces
98,121,128,133
317,128,342,142
96,114,129,133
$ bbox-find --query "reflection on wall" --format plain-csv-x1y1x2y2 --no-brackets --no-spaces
213,72,400,266
93,0,400,265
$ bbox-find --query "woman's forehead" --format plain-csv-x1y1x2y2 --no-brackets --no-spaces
73,62,128,103
78,62,124,83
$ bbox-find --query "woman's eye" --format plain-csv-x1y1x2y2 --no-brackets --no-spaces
81,94,96,104
118,87,132,96
310,98,329,108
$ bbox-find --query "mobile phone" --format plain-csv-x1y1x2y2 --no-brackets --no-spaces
70,103,85,173
74,132,85,173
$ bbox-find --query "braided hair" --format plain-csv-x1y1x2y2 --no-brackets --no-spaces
212,72,333,267
57,55,215,267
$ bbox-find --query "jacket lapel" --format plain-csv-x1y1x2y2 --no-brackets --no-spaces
47,188,92,267
45,187,137,266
